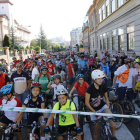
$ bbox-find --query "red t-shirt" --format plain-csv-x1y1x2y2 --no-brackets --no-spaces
24,62,33,69
42,61,45,65
47,64,55,76
13,60,20,68
68,63,74,77
74,82,89,97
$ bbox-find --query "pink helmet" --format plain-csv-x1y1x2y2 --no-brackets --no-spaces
84,57,88,61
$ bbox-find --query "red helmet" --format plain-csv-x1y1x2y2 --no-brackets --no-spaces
102,57,106,60
31,82,42,89
124,58,133,64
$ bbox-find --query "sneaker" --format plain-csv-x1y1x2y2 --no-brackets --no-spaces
111,137,117,140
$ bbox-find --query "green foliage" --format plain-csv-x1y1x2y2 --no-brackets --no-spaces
36,25,47,49
30,39,37,47
34,46,41,51
30,46,34,49
18,45,24,50
10,27,20,50
25,46,30,49
3,35,11,50
53,43,66,52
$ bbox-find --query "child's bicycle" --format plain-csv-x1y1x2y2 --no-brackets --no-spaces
46,127,79,140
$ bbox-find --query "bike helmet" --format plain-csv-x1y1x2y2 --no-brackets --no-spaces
53,74,61,81
76,74,84,80
33,60,37,64
10,62,15,66
30,82,42,90
0,84,13,95
47,59,52,62
65,57,70,61
124,58,133,64
57,65,62,71
91,70,105,80
37,62,42,66
111,58,116,62
90,55,93,57
134,58,140,63
102,57,106,60
56,88,68,97
41,65,48,71
84,57,88,61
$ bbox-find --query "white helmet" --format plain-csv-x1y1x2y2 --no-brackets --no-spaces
90,55,93,57
111,58,116,61
96,57,99,60
10,62,15,66
91,70,105,80
56,88,68,96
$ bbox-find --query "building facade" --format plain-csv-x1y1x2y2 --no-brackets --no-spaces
70,27,83,51
82,16,90,52
0,0,30,48
87,0,140,56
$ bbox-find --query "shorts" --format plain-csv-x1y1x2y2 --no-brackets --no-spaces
0,115,13,126
57,124,76,134
27,114,43,125
90,104,109,121
68,77,74,85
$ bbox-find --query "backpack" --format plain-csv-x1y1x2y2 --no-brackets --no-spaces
58,100,77,111
118,69,130,83
38,73,50,81
135,81,140,91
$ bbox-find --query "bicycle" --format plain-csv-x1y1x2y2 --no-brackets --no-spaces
85,117,113,140
71,95,90,140
46,127,79,140
108,88,123,129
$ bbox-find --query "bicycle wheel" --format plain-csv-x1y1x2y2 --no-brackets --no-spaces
109,102,123,129
122,100,135,124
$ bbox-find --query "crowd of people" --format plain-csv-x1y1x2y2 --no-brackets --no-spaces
0,50,139,140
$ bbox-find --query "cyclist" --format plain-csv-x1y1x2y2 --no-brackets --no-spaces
32,61,40,81
69,74,89,100
112,58,135,102
0,84,23,140
12,57,20,68
85,70,117,140
78,55,86,75
110,58,117,81
35,65,52,100
65,57,75,91
0,67,10,89
44,88,83,140
47,74,64,102
14,82,47,140
134,58,140,82
88,55,95,69
47,59,56,76
56,65,66,83
9,62,17,76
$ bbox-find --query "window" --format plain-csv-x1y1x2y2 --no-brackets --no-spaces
112,29,116,50
106,0,110,17
100,35,102,49
107,32,110,50
103,33,106,50
118,27,124,51
127,22,134,51
111,0,115,13
102,4,105,20
99,8,102,22
118,0,123,7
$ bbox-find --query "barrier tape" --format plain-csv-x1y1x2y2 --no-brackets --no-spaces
0,106,139,119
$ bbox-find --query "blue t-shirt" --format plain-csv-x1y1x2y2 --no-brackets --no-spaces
78,59,87,69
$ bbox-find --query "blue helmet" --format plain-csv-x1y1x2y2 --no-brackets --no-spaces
0,84,13,95
37,62,42,66
76,74,84,80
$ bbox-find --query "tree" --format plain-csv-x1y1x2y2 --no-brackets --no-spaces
54,43,61,52
30,39,37,47
25,46,30,49
3,35,11,50
10,27,20,50
30,46,34,49
34,46,41,51
18,45,24,50
36,25,47,49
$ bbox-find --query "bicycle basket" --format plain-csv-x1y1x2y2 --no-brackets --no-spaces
108,90,118,101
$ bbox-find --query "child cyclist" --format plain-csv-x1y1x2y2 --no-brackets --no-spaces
0,84,23,140
69,74,89,100
14,82,48,140
43,88,83,140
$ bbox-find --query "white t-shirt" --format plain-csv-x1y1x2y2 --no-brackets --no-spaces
115,65,135,88
57,71,65,82
32,67,39,80
51,84,64,99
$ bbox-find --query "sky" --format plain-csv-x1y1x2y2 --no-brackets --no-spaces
12,0,93,41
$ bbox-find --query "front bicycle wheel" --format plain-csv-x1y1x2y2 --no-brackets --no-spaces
110,102,123,129
122,100,135,124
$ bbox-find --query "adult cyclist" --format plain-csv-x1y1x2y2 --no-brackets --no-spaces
85,70,117,140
